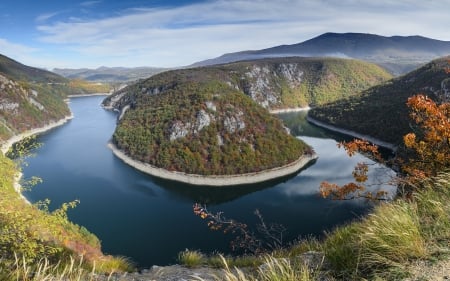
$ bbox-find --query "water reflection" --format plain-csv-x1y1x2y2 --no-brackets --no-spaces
152,162,315,205
21,97,396,267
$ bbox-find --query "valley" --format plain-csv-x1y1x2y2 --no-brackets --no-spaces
0,24,449,280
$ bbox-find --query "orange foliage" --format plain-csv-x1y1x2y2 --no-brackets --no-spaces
321,87,449,200
402,94,450,178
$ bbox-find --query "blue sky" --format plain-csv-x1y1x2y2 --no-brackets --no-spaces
1,0,449,69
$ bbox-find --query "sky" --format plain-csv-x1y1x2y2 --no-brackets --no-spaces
1,0,449,70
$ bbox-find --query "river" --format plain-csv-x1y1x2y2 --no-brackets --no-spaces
22,95,395,268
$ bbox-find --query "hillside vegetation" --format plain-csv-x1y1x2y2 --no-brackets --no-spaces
106,78,310,175
106,58,391,111
309,56,450,144
103,57,390,175
0,152,131,279
0,54,110,142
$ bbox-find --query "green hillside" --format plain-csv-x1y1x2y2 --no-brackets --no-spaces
0,54,66,83
223,57,392,109
107,78,310,175
105,57,391,111
308,56,450,144
0,54,110,142
103,57,390,175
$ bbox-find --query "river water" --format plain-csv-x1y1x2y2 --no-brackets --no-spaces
22,95,395,268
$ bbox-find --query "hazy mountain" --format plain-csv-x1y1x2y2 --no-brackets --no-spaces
309,56,450,144
192,33,450,75
53,66,169,82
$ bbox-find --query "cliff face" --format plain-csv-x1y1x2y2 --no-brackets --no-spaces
0,74,70,141
102,57,391,176
104,57,391,112
103,63,325,176
0,53,112,143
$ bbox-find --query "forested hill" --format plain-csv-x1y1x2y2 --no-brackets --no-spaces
105,57,391,111
0,54,108,142
308,56,450,145
0,54,66,83
192,33,450,75
103,65,317,175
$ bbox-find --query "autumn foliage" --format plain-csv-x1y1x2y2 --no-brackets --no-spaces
321,91,450,199
402,95,450,179
319,140,389,200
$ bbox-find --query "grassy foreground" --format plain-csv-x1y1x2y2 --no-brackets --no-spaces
0,152,132,281
181,171,450,281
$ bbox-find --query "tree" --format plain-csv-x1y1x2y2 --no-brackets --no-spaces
320,60,450,200
320,94,450,200
402,95,450,179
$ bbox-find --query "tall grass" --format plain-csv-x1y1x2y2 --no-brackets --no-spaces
194,255,319,281
322,171,450,279
2,255,96,281
178,250,205,268
414,172,450,254
324,200,427,277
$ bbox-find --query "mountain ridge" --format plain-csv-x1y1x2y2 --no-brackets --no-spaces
192,33,450,75
53,66,169,83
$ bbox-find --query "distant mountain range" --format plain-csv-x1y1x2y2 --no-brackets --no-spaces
53,66,169,83
192,33,450,75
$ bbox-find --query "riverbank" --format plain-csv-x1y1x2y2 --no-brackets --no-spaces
67,92,111,98
0,114,74,203
108,142,318,186
306,116,397,151
0,114,74,155
269,106,311,114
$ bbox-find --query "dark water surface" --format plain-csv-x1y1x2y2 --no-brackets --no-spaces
22,96,394,268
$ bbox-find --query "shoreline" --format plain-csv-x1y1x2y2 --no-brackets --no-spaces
269,106,311,114
108,142,318,186
306,115,397,151
0,114,74,155
1,113,74,204
67,92,111,98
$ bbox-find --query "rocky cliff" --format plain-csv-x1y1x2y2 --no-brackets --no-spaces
0,73,70,141
104,57,391,111
103,60,334,176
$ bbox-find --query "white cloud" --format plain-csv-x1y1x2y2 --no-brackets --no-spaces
80,1,102,7
33,0,450,68
0,38,37,59
36,12,60,23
